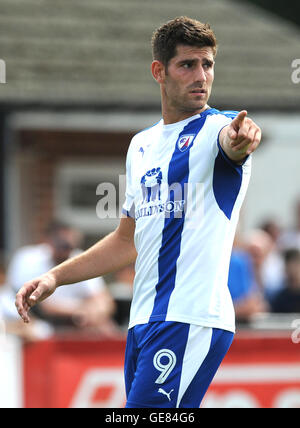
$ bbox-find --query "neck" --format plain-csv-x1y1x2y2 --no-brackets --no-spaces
162,102,210,125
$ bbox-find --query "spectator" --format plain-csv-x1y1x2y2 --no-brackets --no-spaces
7,221,117,334
228,239,267,323
260,220,285,301
279,199,300,250
271,249,300,313
246,229,274,289
0,256,52,342
261,220,282,244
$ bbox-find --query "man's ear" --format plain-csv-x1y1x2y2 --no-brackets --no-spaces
151,60,166,84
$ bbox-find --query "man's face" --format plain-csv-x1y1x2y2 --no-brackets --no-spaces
0,269,5,287
286,259,300,289
49,229,80,265
162,44,215,114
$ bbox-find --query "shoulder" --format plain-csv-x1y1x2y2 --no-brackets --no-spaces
133,120,162,141
206,109,238,124
217,110,239,119
127,120,162,156
200,109,238,135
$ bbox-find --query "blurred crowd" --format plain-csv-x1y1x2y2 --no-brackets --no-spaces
1,197,300,343
229,198,300,322
0,221,132,342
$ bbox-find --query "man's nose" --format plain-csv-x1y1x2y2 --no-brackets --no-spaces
195,65,207,82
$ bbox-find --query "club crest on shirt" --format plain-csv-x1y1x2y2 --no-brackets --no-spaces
136,167,186,221
141,168,162,203
177,134,195,152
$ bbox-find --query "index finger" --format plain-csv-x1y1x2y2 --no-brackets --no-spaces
230,110,248,133
15,283,36,323
234,110,248,124
15,289,30,323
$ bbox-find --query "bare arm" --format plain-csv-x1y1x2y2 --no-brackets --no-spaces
219,110,261,164
51,217,136,286
15,216,136,323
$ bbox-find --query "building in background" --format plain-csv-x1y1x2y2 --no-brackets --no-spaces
0,0,300,410
0,0,299,256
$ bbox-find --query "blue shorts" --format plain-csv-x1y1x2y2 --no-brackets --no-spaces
124,321,234,408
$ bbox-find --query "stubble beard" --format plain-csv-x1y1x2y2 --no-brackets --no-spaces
163,78,211,119
172,92,208,115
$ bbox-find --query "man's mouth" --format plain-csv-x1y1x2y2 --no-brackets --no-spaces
190,88,207,95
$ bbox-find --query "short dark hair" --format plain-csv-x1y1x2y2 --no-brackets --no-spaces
0,251,6,274
45,220,73,238
151,16,218,68
284,248,300,264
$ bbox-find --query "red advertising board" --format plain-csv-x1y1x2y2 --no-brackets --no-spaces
23,331,300,408
202,332,300,408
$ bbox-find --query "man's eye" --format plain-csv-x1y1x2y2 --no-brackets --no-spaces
182,63,191,69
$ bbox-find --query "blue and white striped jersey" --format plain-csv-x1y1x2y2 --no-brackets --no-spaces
122,108,251,333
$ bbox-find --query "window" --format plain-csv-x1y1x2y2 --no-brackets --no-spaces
55,160,126,237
